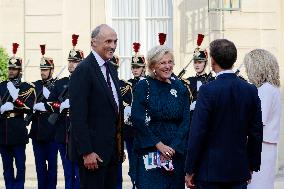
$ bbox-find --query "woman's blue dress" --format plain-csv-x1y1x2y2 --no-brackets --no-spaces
132,77,190,189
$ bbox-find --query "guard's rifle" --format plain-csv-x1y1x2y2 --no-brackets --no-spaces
234,62,247,81
47,84,68,125
24,65,67,125
0,90,13,119
0,89,12,108
177,56,194,79
21,58,31,83
235,62,244,76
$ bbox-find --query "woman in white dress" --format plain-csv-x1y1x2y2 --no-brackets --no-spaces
244,49,281,189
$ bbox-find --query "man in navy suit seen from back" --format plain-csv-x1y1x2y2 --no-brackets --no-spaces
185,39,263,189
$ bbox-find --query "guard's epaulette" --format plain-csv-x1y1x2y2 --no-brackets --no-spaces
59,76,69,80
121,79,132,86
25,82,35,88
120,80,132,96
55,77,67,84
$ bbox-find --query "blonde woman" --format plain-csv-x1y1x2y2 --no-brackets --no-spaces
244,49,281,189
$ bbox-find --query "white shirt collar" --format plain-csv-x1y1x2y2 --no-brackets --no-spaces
91,49,106,67
216,69,234,77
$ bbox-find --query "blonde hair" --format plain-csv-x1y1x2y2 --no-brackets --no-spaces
146,45,174,77
244,49,280,87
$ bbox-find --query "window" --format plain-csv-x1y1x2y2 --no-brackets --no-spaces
106,0,173,79
208,0,241,11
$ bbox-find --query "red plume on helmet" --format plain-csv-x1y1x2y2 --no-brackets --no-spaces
133,42,141,54
40,44,46,56
72,34,79,48
12,43,19,56
131,42,145,66
197,34,205,47
158,33,167,45
9,43,22,69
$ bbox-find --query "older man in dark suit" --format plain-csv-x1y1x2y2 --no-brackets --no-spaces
185,39,263,189
68,24,124,189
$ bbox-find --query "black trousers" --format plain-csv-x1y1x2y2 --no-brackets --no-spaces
195,180,247,189
79,155,118,189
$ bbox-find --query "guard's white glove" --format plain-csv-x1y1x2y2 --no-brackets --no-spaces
60,99,70,113
33,102,46,112
124,106,132,125
43,86,50,99
0,102,14,114
7,81,19,102
190,101,196,111
197,81,202,92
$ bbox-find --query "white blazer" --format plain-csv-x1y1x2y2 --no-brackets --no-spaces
258,82,281,144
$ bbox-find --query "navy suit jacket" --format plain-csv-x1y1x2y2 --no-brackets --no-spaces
185,73,263,182
68,52,124,165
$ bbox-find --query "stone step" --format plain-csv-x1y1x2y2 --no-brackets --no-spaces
1,143,284,189
0,143,133,188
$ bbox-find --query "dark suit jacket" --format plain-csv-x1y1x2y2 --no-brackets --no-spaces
68,52,124,166
185,73,263,182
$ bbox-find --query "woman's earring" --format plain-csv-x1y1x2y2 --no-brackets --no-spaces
153,70,156,75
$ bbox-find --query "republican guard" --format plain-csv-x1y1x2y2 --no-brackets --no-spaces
29,44,58,189
0,43,36,189
45,34,84,189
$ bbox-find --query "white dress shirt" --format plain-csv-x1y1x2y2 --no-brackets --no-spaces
258,82,281,143
215,69,234,77
92,50,119,111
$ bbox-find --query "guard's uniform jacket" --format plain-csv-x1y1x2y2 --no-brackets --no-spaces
120,80,132,108
29,79,56,142
119,80,133,139
0,80,36,145
185,73,214,119
45,77,70,144
187,73,214,103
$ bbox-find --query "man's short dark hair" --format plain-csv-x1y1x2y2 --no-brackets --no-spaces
209,39,237,69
